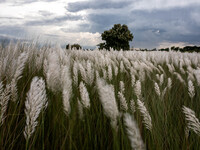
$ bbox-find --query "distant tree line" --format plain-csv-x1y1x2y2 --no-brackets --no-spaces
138,46,200,53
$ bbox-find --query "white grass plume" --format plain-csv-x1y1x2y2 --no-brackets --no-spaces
180,67,185,74
86,60,94,85
154,82,161,98
167,64,175,73
182,106,200,136
79,81,90,108
10,79,18,101
158,65,165,74
46,52,61,92
96,78,119,129
131,74,136,87
13,52,28,81
156,74,160,81
134,80,141,99
24,77,48,140
0,82,3,95
0,83,11,125
188,80,195,99
124,113,145,150
73,61,79,86
167,78,172,89
137,99,152,131
118,91,128,111
11,52,28,101
61,66,72,115
130,99,136,113
114,65,119,76
120,61,125,73
159,74,164,86
187,72,195,82
95,70,100,79
194,69,200,86
138,70,145,82
174,72,186,85
43,59,48,78
79,63,87,84
161,87,167,99
102,68,108,80
119,81,125,94
78,99,83,119
108,65,113,81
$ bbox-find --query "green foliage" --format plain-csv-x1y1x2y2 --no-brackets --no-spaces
66,43,82,50
139,46,200,52
98,24,133,50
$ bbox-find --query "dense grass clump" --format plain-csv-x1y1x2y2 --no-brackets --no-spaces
0,42,200,150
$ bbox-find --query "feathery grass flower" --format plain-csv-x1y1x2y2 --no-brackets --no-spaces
182,106,200,136
96,78,119,129
124,113,145,150
24,77,48,140
137,99,152,131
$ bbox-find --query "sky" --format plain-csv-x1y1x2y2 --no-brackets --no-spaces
0,0,200,49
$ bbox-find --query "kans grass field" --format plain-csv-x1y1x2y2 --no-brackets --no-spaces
0,42,200,150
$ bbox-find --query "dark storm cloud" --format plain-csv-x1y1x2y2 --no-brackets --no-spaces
25,14,83,26
59,12,132,33
128,6,200,47
82,13,132,33
66,0,132,12
72,4,200,48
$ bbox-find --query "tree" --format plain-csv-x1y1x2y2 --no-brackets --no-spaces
66,43,82,50
98,24,133,50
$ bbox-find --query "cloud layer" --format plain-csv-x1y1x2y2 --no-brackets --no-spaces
0,0,200,48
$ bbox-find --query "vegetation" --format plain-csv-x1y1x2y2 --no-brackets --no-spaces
0,42,200,150
66,43,82,50
98,24,133,50
138,46,200,52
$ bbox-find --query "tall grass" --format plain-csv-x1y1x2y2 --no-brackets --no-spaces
0,41,200,149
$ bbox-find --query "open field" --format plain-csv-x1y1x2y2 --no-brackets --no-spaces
0,42,200,150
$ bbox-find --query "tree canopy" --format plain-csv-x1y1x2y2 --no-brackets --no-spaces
98,24,133,50
66,44,82,50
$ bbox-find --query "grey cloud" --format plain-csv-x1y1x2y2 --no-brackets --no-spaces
165,33,200,43
128,7,200,48
0,17,23,19
38,11,54,17
66,0,131,12
61,23,98,33
25,14,83,26
10,0,57,6
87,13,131,33
44,34,64,38
0,0,6,3
0,25,27,38
130,0,200,11
59,12,132,33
